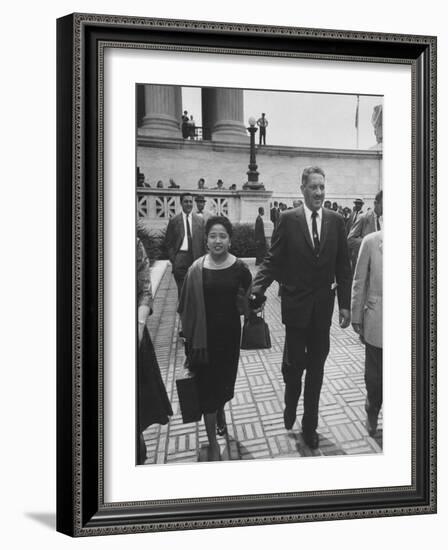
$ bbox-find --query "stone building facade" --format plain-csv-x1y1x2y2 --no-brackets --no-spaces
136,84,382,232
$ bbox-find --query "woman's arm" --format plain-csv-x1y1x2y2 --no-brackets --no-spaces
137,240,153,343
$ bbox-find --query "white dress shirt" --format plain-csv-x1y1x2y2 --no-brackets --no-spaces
303,204,322,243
179,211,192,251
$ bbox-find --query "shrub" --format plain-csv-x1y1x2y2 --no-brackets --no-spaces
136,218,168,264
229,223,256,258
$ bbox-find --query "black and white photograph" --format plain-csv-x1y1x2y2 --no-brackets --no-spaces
135,84,384,465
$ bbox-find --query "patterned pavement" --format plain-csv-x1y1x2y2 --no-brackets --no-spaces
143,259,382,464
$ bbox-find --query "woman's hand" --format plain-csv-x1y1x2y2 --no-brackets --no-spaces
138,321,146,345
138,304,151,345
249,293,266,314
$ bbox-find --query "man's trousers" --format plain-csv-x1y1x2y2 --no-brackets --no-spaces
283,324,330,434
365,342,383,417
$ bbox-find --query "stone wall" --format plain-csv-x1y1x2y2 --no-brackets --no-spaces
137,137,382,210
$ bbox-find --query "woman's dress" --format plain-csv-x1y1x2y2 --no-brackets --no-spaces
195,259,252,413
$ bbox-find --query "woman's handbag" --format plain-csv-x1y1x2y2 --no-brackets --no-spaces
175,374,202,423
240,311,272,350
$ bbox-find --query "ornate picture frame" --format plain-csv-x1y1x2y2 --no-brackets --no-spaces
56,13,436,536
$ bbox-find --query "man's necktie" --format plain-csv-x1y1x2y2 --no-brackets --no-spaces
311,211,320,254
186,215,192,252
376,215,381,231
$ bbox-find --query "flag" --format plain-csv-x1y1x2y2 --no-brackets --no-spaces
355,95,359,129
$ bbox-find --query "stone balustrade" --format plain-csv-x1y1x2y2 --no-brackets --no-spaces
137,188,273,237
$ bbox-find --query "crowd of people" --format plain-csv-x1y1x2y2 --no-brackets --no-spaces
136,168,383,463
270,197,372,235
137,172,238,191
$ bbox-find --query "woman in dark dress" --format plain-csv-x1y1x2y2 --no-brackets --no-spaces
137,238,173,464
178,216,252,461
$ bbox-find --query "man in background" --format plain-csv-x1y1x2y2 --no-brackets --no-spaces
257,112,269,145
194,195,211,222
345,198,365,235
347,190,383,270
270,201,280,230
164,193,205,297
254,207,267,265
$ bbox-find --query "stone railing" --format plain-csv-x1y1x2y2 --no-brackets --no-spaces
137,188,242,229
137,187,275,239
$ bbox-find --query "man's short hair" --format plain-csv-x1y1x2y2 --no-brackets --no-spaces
179,192,193,203
301,166,326,186
194,195,205,203
375,190,383,203
258,207,264,214
273,201,278,207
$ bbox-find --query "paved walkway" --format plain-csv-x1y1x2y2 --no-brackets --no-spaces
144,260,382,464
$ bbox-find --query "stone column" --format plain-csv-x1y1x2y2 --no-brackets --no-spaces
202,88,248,143
140,84,182,138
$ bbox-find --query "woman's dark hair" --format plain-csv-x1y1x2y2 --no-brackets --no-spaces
205,215,233,237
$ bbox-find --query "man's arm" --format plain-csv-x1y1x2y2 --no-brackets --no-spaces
252,213,287,297
335,215,352,314
164,217,176,263
197,215,206,256
351,236,371,336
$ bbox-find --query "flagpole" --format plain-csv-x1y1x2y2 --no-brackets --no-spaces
355,95,360,149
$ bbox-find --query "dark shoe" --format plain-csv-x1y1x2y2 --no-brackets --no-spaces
302,431,319,449
216,424,227,437
283,408,296,430
366,412,378,437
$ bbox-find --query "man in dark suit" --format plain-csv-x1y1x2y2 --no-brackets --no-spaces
254,207,267,265
345,198,364,236
164,193,205,297
347,190,382,270
270,201,280,230
251,166,352,449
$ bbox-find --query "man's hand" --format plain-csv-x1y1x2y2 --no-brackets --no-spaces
352,322,365,344
339,308,351,329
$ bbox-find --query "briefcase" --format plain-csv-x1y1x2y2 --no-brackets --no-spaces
241,311,272,350
175,375,202,423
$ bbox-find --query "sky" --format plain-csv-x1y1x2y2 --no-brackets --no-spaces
182,87,382,150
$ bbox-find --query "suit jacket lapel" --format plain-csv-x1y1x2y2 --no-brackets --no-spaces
177,214,185,247
319,209,330,253
191,213,198,235
297,207,314,253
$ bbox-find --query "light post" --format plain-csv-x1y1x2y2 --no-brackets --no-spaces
243,117,264,190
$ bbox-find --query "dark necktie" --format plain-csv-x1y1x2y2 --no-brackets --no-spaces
376,215,381,231
311,211,320,254
186,215,192,252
